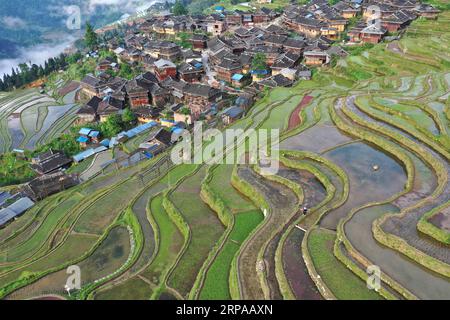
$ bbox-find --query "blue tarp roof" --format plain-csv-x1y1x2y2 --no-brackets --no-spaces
0,192,11,206
231,73,244,81
172,128,184,134
88,131,100,138
73,146,107,163
79,128,92,135
109,137,118,148
0,208,18,226
100,139,110,147
73,148,96,162
0,197,34,226
123,121,158,138
194,62,203,69
93,146,108,153
223,106,244,118
77,136,89,143
9,197,34,214
250,69,269,75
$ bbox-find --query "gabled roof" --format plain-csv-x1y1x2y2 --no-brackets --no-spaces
217,58,242,71
258,74,293,88
361,23,387,35
31,151,72,174
284,39,306,49
154,59,176,69
77,96,102,116
183,83,221,98
81,74,102,88
149,129,173,146
179,61,204,74
97,96,125,115
265,24,288,35
223,106,244,119
137,71,156,83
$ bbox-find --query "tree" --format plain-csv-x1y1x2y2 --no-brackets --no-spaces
173,0,188,16
85,22,98,51
67,52,83,65
251,53,268,71
118,63,134,80
100,114,124,137
122,108,137,128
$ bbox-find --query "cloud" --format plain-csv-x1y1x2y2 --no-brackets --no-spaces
0,37,76,78
87,0,159,14
1,16,27,29
0,0,165,78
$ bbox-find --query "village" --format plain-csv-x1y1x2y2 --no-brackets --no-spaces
0,0,441,228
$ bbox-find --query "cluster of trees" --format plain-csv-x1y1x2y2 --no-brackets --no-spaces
100,109,137,137
187,0,217,14
173,0,189,15
85,22,99,51
0,152,36,187
0,54,69,91
252,53,268,71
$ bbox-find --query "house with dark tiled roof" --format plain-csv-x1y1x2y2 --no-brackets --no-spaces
134,106,165,123
183,84,223,120
247,46,281,66
304,49,331,66
285,16,327,38
223,11,239,26
22,171,78,201
265,24,289,36
264,34,288,49
144,41,182,61
126,78,153,108
97,96,126,122
96,56,116,72
178,60,205,83
154,59,177,81
252,10,271,24
161,77,187,104
284,38,307,54
31,150,73,175
190,34,208,50
257,74,294,88
182,49,202,63
80,74,103,99
271,52,302,74
414,3,440,19
77,96,102,124
215,58,243,82
382,10,416,32
362,2,396,20
222,106,244,125
351,23,387,43
332,1,361,19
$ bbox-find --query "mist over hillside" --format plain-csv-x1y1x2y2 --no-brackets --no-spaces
0,0,161,77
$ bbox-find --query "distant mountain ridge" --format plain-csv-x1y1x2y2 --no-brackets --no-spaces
0,0,154,59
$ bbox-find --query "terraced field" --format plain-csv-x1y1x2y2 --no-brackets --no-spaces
1,11,450,300
0,85,80,153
